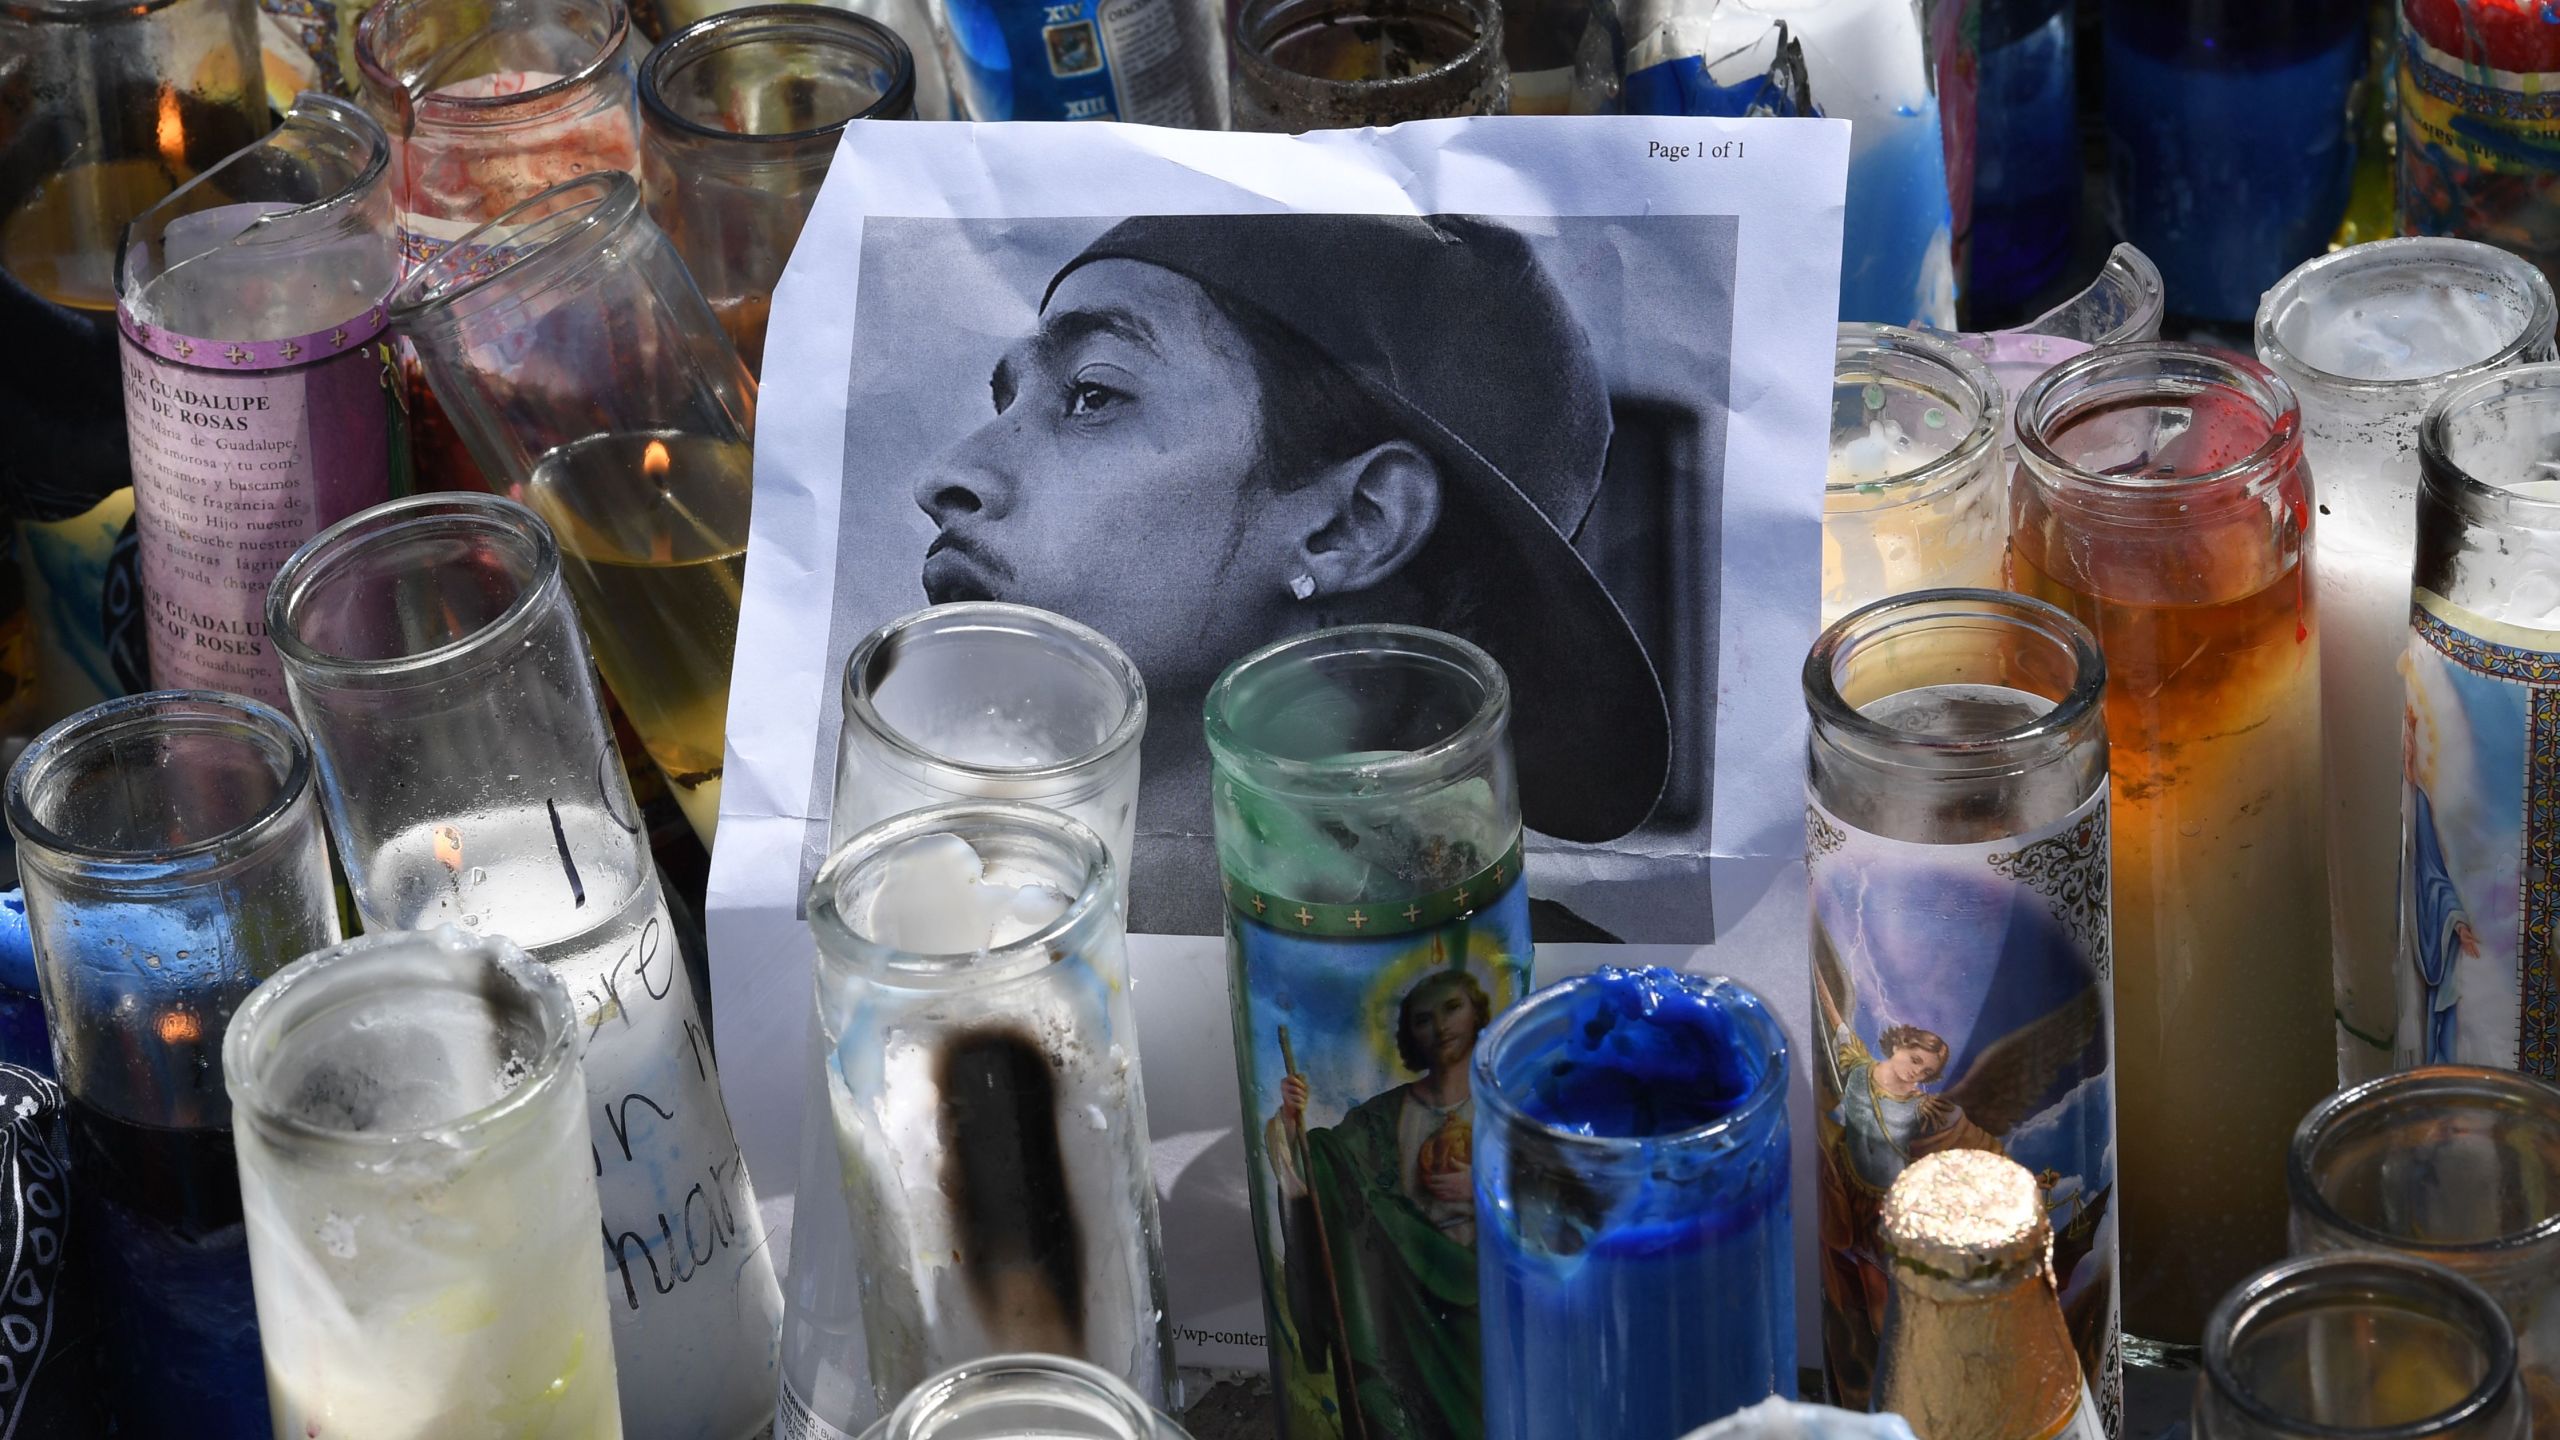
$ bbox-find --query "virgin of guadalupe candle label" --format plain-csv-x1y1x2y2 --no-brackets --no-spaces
2398,591,2560,1075
1808,791,2120,1436
1224,838,1532,1440
116,301,393,706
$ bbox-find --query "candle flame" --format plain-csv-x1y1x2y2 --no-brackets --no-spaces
642,439,671,483
158,1010,201,1045
643,439,675,562
155,87,185,175
434,823,465,875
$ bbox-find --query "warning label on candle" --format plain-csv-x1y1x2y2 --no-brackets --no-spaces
116,304,394,705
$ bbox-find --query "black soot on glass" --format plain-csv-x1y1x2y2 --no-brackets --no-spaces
937,1027,1086,1351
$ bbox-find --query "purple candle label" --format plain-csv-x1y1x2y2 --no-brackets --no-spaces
1808,788,2120,1435
1222,838,1531,1440
115,301,395,706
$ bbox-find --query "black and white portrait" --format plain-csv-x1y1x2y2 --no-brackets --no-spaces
807,210,1740,937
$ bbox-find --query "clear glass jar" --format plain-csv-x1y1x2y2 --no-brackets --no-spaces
801,802,1173,1433
389,171,755,845
3,690,340,1434
2009,343,2334,1353
1954,243,2169,424
1474,966,1795,1440
225,926,623,1437
353,0,642,492
1205,625,1530,1440
2195,1254,2527,1440
266,492,782,1440
2255,237,2558,1084
1823,327,2007,626
639,5,916,376
1232,0,1508,129
1802,588,2118,1422
2395,0,2560,293
0,0,267,719
115,94,404,709
2289,1066,2560,1439
857,1354,1195,1440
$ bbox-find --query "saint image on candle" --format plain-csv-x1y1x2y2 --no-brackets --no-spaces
2403,675,2478,1068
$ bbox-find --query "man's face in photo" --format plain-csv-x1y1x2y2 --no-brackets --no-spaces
913,258,1288,697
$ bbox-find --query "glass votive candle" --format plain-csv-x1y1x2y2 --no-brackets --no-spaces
860,1354,1194,1440
1823,326,2006,626
1230,0,1508,130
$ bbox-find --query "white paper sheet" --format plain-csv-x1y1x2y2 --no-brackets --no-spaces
710,114,1847,1373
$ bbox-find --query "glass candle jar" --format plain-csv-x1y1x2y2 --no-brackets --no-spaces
1823,327,2007,626
1205,625,1530,1440
2396,0,2560,292
859,1355,1196,1440
1803,588,2118,1421
267,492,783,1440
0,0,267,719
1231,0,1509,130
2400,364,2560,1075
1969,0,2078,317
2195,1254,2528,1440
389,171,755,845
2255,238,2559,1085
353,0,642,492
2289,1066,2560,1439
4,690,341,1435
801,802,1174,1433
639,5,917,376
226,926,623,1437
2008,343,2334,1353
115,94,404,709
1474,967,1795,1440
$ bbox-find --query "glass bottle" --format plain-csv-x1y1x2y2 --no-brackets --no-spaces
1969,0,2077,319
639,6,916,376
787,602,1146,1437
2400,363,2560,1075
858,1354,1196,1440
3,690,341,1435
2289,1066,2560,1439
2195,1254,2527,1440
115,93,404,709
2008,343,2334,1354
225,926,624,1437
942,0,1220,123
1205,624,1531,1440
352,0,643,492
1803,588,2118,1424
389,171,754,845
2254,238,2558,1085
797,802,1173,1436
2395,0,2560,291
1823,327,2006,626
1474,966,1796,1440
0,0,267,718
1231,0,1508,129
1874,1150,2106,1440
2101,0,2367,323
266,492,783,1440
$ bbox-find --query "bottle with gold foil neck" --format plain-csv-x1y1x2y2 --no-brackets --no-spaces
1875,1150,2107,1440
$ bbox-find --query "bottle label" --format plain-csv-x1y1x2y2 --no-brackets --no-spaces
2396,13,2560,282
942,0,1216,124
115,299,395,706
776,1377,862,1440
1808,788,2120,1437
1221,835,1531,1440
2399,589,2560,1076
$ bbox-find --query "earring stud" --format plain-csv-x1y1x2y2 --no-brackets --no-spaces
1289,573,1317,601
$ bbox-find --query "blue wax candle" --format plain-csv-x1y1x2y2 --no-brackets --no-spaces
1474,966,1794,1440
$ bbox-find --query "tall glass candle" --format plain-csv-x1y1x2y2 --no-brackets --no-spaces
226,926,624,1438
859,1355,1196,1440
115,94,403,708
801,803,1173,1434
2008,343,2334,1353
2396,0,2560,292
2399,365,2560,1074
1206,625,1531,1440
1969,0,2077,318
0,0,267,717
2255,238,2558,1084
1803,589,2118,1424
267,492,783,1440
2289,1066,2560,1438
1231,0,1508,129
1823,327,2006,626
639,6,916,376
390,171,754,844
3,690,341,1435
2195,1255,2527,1440
1474,967,1795,1440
